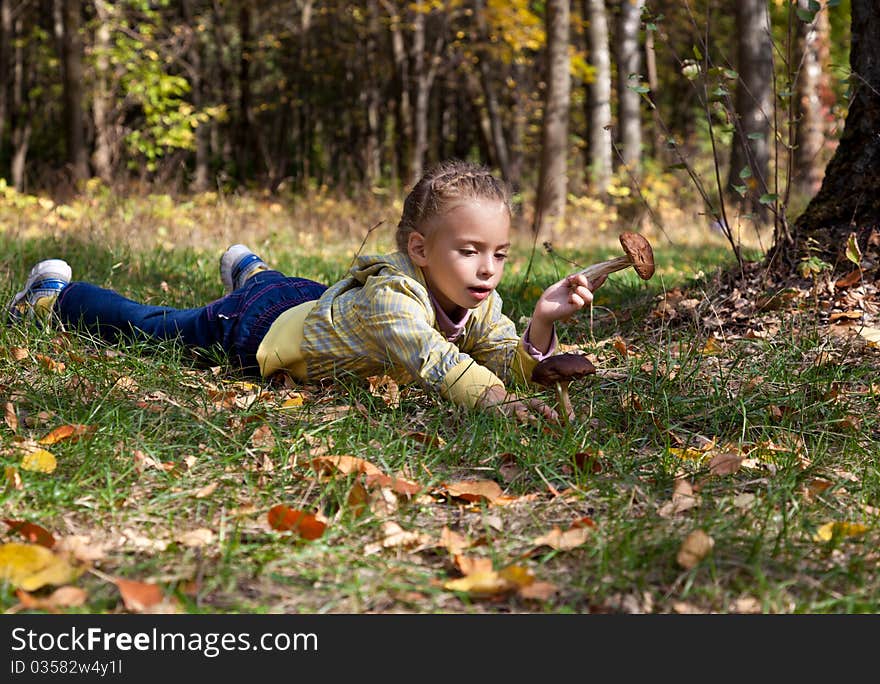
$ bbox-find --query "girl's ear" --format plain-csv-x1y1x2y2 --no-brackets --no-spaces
408,231,429,267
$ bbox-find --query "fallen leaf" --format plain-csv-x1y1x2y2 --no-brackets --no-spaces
376,521,431,550
20,448,57,474
310,455,383,477
115,577,165,613
367,375,400,408
175,528,215,548
813,521,868,542
364,472,422,496
9,346,30,361
4,402,17,433
34,354,65,372
267,505,326,540
4,519,55,548
15,585,87,611
444,479,503,504
5,466,23,490
0,542,81,591
829,310,862,322
532,524,593,551
38,424,95,445
278,396,304,409
700,337,724,355
708,452,743,476
54,535,106,563
454,555,494,576
402,430,446,448
835,269,862,288
858,326,880,347
676,529,714,569
658,478,700,517
194,481,219,498
248,424,276,451
518,581,558,600
438,527,470,555
347,480,369,517
444,563,535,597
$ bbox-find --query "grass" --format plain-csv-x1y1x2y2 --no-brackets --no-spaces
0,194,878,614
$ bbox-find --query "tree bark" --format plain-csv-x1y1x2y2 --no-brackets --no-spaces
793,0,832,198
534,0,571,240
91,0,114,183
584,0,612,196
726,0,773,220
11,10,31,191
616,0,644,171
773,0,880,270
0,0,10,160
56,0,89,182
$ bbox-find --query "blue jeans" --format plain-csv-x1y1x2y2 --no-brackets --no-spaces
55,271,328,375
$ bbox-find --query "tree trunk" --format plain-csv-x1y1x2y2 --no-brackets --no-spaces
474,0,511,183
11,11,31,191
773,0,880,271
363,0,382,185
533,0,571,240
91,0,114,183
616,0,644,172
385,1,412,185
584,0,612,196
181,0,209,192
726,0,773,220
793,0,832,198
0,0,10,161
56,0,89,182
236,1,254,178
408,9,445,186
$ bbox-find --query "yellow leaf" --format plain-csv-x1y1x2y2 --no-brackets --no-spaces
444,570,513,595
813,521,869,542
278,397,304,409
532,525,592,551
21,449,57,473
0,542,81,591
5,466,23,490
668,446,708,461
845,232,862,266
700,337,724,355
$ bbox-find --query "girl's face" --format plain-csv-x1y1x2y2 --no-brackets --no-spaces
407,199,511,317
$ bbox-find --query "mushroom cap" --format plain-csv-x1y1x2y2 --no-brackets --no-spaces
531,353,597,385
619,232,655,280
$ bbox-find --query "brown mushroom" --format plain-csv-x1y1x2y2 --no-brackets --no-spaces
576,231,655,282
531,353,596,425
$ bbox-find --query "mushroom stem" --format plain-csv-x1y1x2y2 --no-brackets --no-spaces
575,255,634,282
556,381,573,426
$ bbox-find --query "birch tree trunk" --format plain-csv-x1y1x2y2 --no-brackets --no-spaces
616,0,644,171
584,0,612,196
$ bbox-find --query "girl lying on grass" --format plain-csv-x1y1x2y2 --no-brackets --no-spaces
8,159,603,424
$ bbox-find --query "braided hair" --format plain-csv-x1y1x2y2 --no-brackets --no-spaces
395,160,512,252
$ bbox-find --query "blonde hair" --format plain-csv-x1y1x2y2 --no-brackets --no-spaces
395,159,512,252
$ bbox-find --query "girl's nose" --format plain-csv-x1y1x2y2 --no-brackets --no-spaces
478,256,495,278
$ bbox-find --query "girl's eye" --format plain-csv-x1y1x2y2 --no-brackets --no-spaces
459,249,477,256
495,253,508,261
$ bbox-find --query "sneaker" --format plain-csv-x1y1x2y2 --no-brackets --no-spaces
7,259,72,323
219,244,269,294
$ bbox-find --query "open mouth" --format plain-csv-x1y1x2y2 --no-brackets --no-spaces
468,286,492,299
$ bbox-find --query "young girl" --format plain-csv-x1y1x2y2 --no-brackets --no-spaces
9,160,601,423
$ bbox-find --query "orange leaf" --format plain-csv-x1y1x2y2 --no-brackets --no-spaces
454,555,493,576
444,479,503,503
402,431,446,448
267,505,326,540
16,586,87,611
835,269,862,288
4,520,55,548
34,354,65,372
38,424,95,445
310,455,383,477
364,472,422,496
114,578,165,613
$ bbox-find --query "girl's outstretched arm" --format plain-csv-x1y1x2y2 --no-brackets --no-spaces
527,273,606,353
